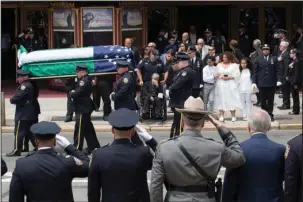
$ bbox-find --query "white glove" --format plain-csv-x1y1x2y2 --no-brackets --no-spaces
56,135,71,149
277,81,282,87
199,84,203,88
165,89,170,98
150,97,154,101
252,83,257,89
110,92,115,100
135,125,152,142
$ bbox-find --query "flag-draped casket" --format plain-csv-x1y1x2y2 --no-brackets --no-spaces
18,45,135,78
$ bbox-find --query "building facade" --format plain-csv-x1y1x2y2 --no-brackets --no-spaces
1,1,303,79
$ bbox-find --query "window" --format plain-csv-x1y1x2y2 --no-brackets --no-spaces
82,8,114,47
239,8,259,41
52,8,75,48
265,7,286,45
121,8,143,49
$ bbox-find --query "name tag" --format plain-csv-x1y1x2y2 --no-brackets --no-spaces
158,93,163,99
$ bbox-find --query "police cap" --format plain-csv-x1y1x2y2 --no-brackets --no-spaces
262,44,271,50
76,65,88,72
116,61,130,69
30,121,61,139
204,28,212,33
188,46,197,52
16,69,30,77
108,108,139,130
277,29,288,34
176,53,189,61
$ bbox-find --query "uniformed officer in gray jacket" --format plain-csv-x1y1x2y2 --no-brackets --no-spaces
150,96,245,202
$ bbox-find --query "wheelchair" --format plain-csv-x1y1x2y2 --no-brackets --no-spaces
137,91,167,123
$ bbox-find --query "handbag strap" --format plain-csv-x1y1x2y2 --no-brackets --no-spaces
175,138,215,182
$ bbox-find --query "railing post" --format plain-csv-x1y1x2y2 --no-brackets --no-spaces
1,92,6,126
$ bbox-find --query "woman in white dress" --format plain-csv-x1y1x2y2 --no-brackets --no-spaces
214,52,242,122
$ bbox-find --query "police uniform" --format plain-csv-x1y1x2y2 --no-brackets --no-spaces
284,134,302,202
88,108,154,202
252,44,282,121
7,70,38,157
23,30,43,53
22,80,41,152
168,53,195,138
9,122,90,202
204,29,216,47
69,65,100,154
111,61,137,110
64,77,77,122
273,29,289,56
150,96,245,202
188,46,204,98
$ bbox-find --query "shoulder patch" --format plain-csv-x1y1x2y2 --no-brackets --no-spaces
181,71,187,76
20,85,26,90
123,78,129,83
285,145,290,159
73,157,83,166
79,80,85,86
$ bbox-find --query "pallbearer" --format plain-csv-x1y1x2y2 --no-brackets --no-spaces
69,65,100,155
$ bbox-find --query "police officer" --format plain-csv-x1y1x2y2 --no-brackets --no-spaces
188,46,204,98
110,61,138,110
238,24,251,57
88,108,155,202
22,79,41,152
9,121,89,202
23,28,42,53
252,44,282,122
166,53,195,138
284,133,302,202
150,96,245,202
137,49,168,106
204,29,216,47
92,74,115,121
69,65,100,154
6,70,38,157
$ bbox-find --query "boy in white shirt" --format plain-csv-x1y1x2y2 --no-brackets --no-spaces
202,56,218,111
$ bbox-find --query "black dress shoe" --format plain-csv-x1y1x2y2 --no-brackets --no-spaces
271,117,275,122
21,148,29,152
253,102,261,107
64,116,73,122
103,116,108,121
277,105,290,110
6,151,21,157
278,95,283,98
289,111,299,115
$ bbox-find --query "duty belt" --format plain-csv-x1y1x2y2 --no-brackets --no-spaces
168,184,208,193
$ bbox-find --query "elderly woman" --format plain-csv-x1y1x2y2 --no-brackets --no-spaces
214,52,242,122
229,39,244,63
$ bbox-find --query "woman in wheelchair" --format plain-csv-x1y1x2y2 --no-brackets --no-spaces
141,73,164,120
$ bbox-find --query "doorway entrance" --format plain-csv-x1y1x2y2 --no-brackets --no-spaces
1,8,16,81
178,5,229,41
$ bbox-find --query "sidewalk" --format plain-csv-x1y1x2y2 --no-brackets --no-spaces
2,94,302,133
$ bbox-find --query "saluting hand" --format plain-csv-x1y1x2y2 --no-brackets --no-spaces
56,135,71,149
135,125,152,142
208,115,223,129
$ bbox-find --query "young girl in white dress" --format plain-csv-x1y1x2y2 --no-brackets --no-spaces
238,58,253,121
214,52,242,122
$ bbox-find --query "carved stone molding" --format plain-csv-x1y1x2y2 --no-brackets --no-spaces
49,2,75,8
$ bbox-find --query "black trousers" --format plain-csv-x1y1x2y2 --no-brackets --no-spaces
22,119,38,150
93,81,112,116
291,85,300,113
170,108,183,138
73,113,100,152
256,92,260,103
191,88,201,98
66,92,75,117
14,120,36,153
282,81,291,107
142,97,162,116
259,87,275,118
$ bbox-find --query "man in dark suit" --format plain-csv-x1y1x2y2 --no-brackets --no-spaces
277,41,291,109
88,108,155,202
181,32,192,46
284,133,302,202
125,37,140,65
9,121,89,202
188,46,203,98
293,26,303,57
238,23,251,57
222,109,285,202
252,44,282,122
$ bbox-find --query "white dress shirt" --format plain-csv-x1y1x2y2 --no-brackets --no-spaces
38,147,52,150
203,65,217,84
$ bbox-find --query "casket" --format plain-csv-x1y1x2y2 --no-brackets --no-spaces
18,45,135,79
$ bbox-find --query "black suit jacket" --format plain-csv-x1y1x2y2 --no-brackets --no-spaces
88,138,153,202
277,50,291,80
9,145,89,202
189,57,204,88
252,55,281,87
288,58,302,86
131,46,140,65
